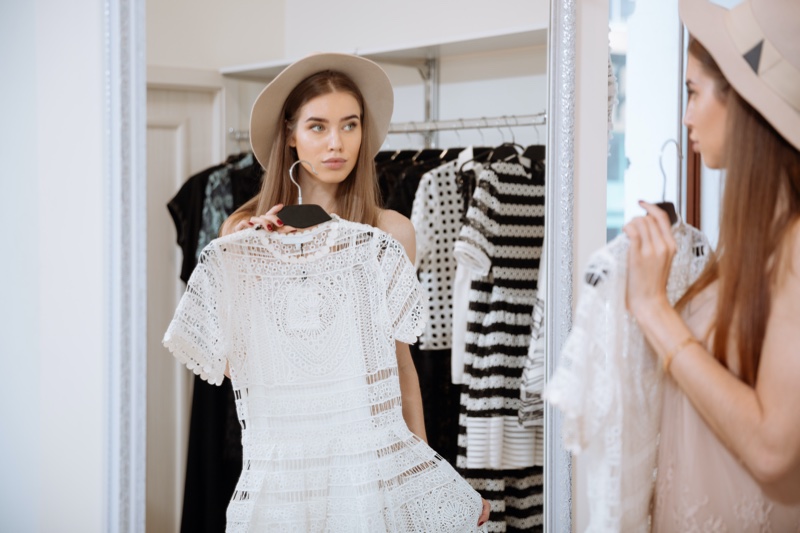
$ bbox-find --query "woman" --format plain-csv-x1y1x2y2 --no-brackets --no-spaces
166,52,490,531
624,0,800,529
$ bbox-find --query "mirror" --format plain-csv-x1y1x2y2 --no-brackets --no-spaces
106,0,584,530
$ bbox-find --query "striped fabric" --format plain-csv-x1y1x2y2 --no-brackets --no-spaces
454,158,545,532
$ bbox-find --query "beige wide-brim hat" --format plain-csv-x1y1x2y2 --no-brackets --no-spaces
249,52,394,168
680,0,800,151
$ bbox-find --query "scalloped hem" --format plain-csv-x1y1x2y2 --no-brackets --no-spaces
162,334,225,386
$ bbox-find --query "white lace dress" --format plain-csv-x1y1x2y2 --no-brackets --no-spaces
163,216,486,532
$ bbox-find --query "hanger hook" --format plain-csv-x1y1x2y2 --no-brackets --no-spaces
504,115,516,144
454,119,464,145
658,139,681,202
473,118,485,145
493,117,506,143
288,160,318,205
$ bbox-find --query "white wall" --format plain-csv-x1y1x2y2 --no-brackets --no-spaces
0,1,40,529
147,0,285,69
284,0,548,58
622,0,683,221
1,0,108,531
385,46,549,151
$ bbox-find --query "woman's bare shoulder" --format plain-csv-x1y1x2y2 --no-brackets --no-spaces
377,209,416,262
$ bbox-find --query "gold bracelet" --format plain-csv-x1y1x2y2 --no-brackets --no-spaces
663,336,697,375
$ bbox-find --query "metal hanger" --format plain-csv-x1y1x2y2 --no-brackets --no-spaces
276,160,332,229
655,139,680,225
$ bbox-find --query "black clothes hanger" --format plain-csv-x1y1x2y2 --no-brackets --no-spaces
488,142,524,162
655,139,679,225
374,150,396,164
439,147,464,162
276,160,332,228
522,144,546,163
456,146,492,175
411,148,445,163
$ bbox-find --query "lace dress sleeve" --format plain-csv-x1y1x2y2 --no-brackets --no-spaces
377,235,427,344
162,243,230,385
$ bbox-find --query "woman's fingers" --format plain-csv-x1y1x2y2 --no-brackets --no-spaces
234,219,254,232
639,201,678,255
231,204,296,234
250,208,296,234
478,498,491,526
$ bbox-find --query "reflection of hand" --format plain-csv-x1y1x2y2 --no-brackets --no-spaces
622,201,676,321
478,498,491,527
234,204,297,234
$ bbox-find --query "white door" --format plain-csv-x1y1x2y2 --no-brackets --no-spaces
146,86,223,533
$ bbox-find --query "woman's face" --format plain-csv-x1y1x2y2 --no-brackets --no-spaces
683,54,729,169
289,91,362,187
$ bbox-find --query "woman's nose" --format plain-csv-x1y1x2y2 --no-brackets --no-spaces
328,130,343,150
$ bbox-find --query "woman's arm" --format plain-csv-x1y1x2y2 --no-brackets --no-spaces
378,209,428,442
396,340,428,442
626,203,800,503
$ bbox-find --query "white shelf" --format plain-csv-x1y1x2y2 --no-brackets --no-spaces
219,26,548,82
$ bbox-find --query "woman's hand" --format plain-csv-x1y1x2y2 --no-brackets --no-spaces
233,204,297,234
478,498,491,527
623,201,677,322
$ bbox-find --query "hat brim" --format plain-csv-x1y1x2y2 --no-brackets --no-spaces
680,0,800,151
249,53,394,168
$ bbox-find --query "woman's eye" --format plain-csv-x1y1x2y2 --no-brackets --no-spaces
310,124,324,132
343,122,359,132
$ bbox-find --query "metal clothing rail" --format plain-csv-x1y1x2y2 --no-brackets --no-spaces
387,113,546,134
227,113,546,141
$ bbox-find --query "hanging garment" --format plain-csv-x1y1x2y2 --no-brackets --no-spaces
163,217,486,533
394,150,473,467
451,156,486,386
544,221,711,533
167,153,262,533
409,345,461,466
518,242,546,434
455,157,546,532
410,158,464,350
168,162,226,283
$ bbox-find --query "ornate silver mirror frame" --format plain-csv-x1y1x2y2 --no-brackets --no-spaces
544,0,575,530
106,0,576,529
106,0,147,531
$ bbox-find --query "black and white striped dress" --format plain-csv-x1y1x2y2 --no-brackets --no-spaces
454,157,545,532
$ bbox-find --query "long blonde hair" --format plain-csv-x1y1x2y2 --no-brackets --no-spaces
676,38,800,386
230,70,382,229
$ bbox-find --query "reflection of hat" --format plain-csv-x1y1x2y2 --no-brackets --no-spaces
249,53,394,168
680,0,800,150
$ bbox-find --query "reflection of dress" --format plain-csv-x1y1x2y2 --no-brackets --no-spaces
653,284,800,532
163,217,486,532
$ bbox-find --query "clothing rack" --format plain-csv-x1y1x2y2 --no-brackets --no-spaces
387,113,545,134
226,113,546,142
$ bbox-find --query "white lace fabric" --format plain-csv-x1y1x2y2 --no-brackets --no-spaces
544,222,711,532
164,217,486,532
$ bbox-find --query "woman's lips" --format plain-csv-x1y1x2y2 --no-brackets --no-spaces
322,158,346,170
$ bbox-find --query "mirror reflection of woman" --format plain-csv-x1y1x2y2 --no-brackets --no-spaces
624,0,800,528
166,53,491,530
